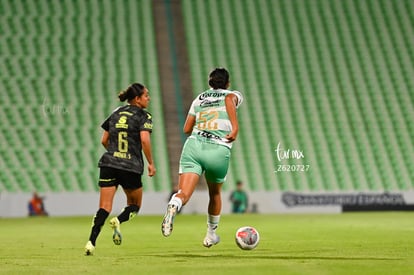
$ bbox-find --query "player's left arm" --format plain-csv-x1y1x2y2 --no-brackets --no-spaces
225,93,239,142
141,130,156,177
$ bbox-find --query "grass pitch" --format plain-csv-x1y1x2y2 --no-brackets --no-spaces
1,212,414,274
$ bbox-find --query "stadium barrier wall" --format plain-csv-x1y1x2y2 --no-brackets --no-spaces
1,191,414,217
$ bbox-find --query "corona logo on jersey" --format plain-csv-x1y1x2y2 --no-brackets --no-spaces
198,92,226,100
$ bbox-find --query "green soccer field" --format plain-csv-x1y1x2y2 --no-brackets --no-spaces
1,213,414,274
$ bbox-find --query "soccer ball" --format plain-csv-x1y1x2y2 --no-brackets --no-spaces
235,226,260,250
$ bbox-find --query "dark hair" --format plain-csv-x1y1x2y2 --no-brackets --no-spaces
208,67,229,89
118,83,145,102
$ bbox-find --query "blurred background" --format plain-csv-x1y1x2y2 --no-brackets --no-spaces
0,0,413,216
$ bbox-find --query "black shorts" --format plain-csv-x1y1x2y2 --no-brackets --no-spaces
99,167,142,189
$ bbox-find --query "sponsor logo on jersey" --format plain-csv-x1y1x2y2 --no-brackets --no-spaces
200,99,221,107
197,130,222,140
144,122,153,130
199,92,226,100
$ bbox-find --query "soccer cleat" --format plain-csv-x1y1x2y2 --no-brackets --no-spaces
109,217,122,245
161,204,177,237
84,241,95,256
203,233,220,248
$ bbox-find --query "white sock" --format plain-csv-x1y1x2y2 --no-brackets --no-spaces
169,194,183,211
207,214,220,234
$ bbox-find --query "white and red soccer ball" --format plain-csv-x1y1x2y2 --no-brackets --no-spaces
235,226,260,250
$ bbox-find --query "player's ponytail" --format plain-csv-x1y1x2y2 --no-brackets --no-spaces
118,83,146,102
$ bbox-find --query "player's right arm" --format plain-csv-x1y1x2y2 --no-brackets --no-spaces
183,114,196,135
100,112,113,149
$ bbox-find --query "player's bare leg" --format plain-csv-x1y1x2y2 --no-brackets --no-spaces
162,173,199,236
203,181,222,248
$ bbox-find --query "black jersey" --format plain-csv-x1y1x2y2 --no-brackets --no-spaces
98,105,153,174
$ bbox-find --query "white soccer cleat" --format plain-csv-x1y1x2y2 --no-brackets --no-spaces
203,233,220,248
161,204,177,237
109,217,122,245
84,241,95,256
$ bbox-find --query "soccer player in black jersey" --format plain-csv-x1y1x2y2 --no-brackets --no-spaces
85,83,156,255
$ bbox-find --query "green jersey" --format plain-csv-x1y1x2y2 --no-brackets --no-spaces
189,89,243,148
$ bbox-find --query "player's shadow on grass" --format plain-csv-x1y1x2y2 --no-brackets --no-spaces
160,254,400,261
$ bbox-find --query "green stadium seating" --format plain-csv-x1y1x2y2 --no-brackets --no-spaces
1,0,413,194
182,0,414,192
0,0,171,193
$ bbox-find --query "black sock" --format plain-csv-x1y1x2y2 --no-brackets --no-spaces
88,208,109,246
117,205,139,223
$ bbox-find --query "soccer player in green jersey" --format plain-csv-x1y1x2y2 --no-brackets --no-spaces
162,68,243,247
85,83,156,255
230,180,249,213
